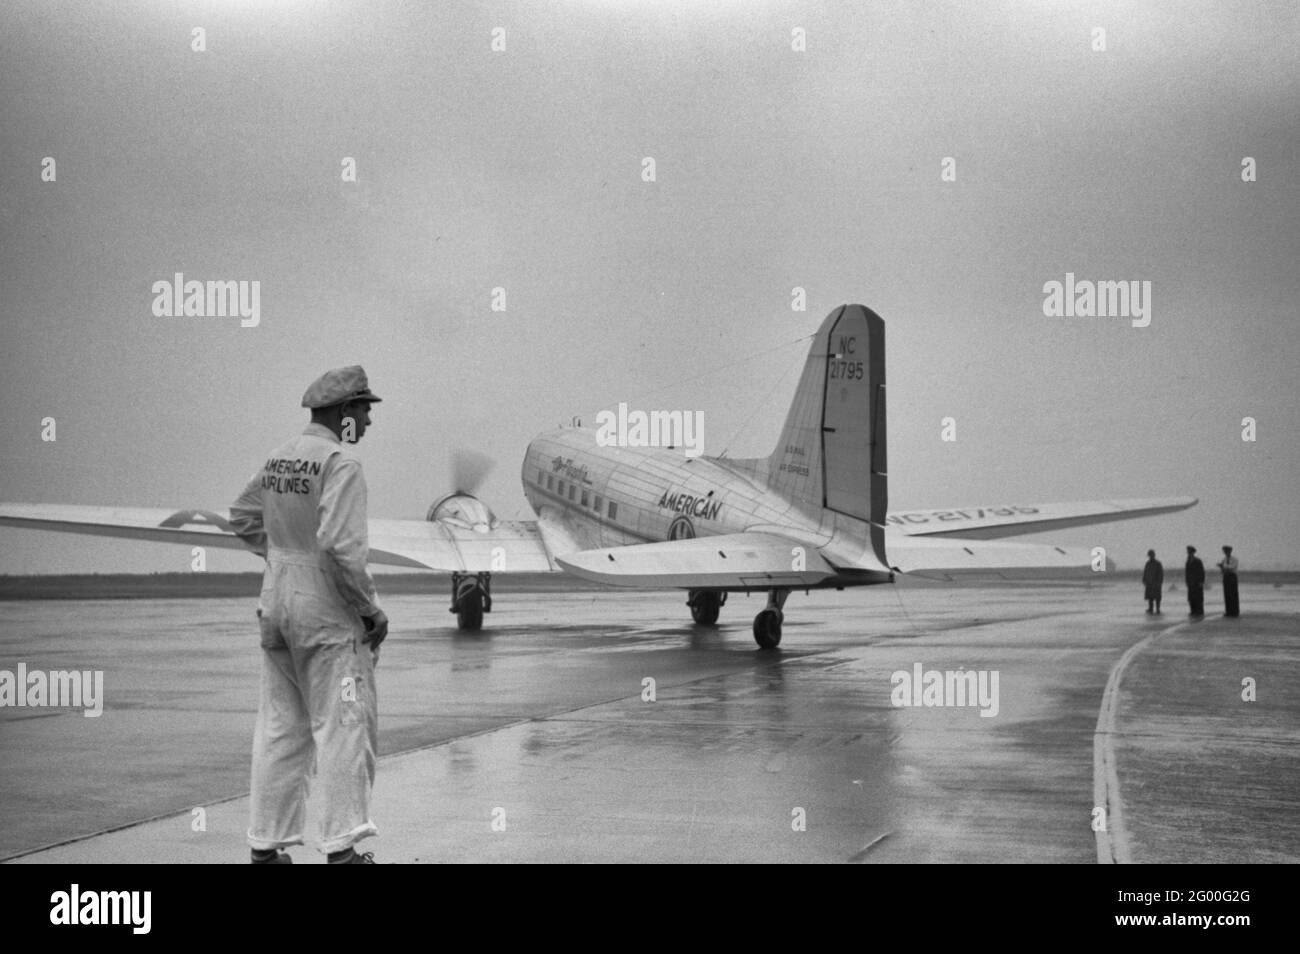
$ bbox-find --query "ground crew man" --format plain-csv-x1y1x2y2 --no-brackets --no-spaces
1142,549,1164,614
1184,545,1205,619
230,366,388,864
1218,545,1240,617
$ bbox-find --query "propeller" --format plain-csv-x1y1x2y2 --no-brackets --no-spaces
451,449,494,495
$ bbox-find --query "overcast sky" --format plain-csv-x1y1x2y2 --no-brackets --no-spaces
2,0,1297,574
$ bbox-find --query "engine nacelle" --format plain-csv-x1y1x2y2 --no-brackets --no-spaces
427,493,498,533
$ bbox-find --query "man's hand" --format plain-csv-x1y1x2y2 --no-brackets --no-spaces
361,610,389,649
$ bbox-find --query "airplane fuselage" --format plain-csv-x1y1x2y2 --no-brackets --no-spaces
521,427,891,586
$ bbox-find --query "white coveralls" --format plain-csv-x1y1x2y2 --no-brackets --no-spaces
230,422,383,854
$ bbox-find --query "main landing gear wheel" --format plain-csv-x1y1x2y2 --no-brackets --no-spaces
687,589,726,626
456,585,484,631
752,588,790,649
753,609,782,648
449,572,492,632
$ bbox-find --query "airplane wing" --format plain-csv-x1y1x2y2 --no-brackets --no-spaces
556,532,837,589
366,519,556,571
0,503,557,573
534,508,585,562
886,536,1110,580
886,497,1197,540
559,531,1109,587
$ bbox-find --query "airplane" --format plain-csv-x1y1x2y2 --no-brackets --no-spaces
0,304,1195,649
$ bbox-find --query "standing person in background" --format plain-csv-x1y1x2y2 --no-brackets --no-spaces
1218,545,1239,617
1142,550,1164,615
1184,546,1205,619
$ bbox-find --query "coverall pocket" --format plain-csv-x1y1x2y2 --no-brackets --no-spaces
290,589,357,649
257,611,285,651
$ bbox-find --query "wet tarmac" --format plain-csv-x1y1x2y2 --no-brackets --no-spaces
1,581,1296,863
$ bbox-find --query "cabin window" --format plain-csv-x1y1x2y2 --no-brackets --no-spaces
581,490,589,507
568,484,576,501
608,501,618,520
546,475,554,491
537,468,544,486
594,495,603,513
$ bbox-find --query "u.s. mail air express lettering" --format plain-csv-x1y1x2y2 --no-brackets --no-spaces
658,490,722,521
261,457,321,495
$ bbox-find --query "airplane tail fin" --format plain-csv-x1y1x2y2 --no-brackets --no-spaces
768,304,887,562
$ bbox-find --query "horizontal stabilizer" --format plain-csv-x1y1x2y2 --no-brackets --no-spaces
888,536,1111,580
889,497,1197,540
557,532,836,589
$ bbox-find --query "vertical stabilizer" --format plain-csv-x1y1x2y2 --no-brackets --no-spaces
768,304,887,563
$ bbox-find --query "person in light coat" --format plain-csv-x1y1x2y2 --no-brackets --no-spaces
230,366,388,864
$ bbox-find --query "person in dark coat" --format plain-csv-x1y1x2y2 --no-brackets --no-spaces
1217,545,1239,617
1142,550,1164,614
1185,546,1205,618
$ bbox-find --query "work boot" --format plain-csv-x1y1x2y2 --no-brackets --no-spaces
328,847,375,864
251,849,292,864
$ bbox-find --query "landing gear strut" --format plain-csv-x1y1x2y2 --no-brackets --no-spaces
449,571,492,631
752,588,789,649
687,589,727,626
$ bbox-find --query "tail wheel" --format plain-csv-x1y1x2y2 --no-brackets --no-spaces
456,583,484,631
753,609,782,649
688,589,723,626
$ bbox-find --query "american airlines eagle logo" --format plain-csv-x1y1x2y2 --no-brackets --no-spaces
667,516,694,540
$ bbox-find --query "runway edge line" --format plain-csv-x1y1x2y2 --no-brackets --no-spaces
1092,619,1189,863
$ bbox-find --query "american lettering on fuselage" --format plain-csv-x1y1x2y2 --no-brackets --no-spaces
657,490,722,522
885,506,1040,526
